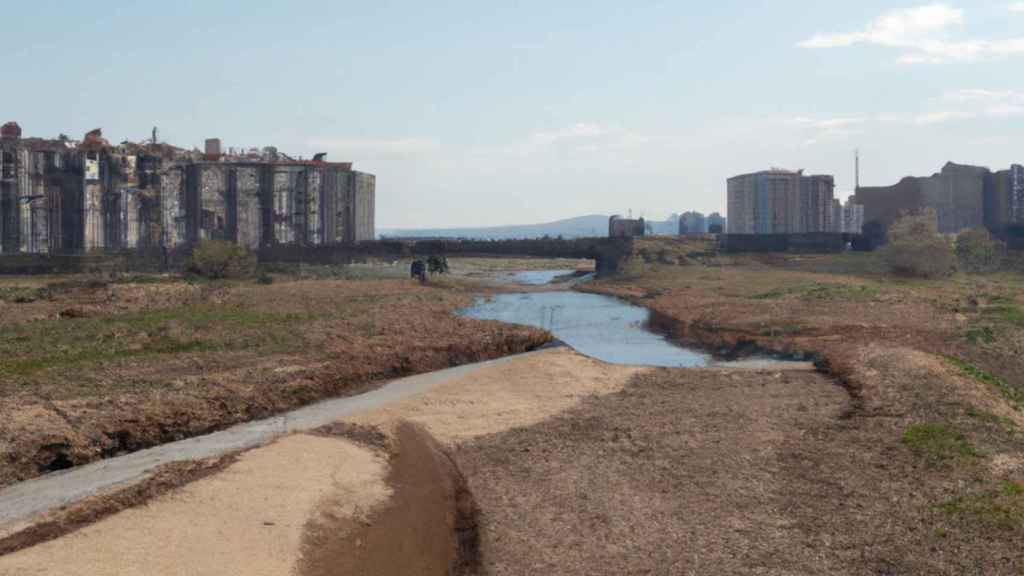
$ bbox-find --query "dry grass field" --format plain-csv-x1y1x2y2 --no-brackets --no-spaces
0,267,549,488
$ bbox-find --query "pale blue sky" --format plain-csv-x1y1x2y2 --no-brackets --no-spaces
5,1,1024,227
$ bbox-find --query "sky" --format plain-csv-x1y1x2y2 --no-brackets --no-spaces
4,1,1024,228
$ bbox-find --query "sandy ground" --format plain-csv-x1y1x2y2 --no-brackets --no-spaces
0,347,645,574
0,434,390,576
348,347,646,443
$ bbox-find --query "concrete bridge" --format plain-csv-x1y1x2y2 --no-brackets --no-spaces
0,237,635,277
258,237,634,277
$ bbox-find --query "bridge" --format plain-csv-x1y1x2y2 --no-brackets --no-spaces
0,237,635,276
258,237,635,277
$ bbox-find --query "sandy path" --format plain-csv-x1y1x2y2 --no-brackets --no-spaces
1,347,645,574
347,347,647,443
0,434,390,576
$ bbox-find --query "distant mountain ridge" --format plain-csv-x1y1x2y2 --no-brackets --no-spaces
380,214,682,240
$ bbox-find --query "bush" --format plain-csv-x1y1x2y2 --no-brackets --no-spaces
880,210,955,278
187,240,257,279
956,228,1003,273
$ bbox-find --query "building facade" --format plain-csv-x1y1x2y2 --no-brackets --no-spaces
609,215,645,238
727,169,834,234
706,212,726,233
855,162,992,236
0,124,376,255
678,211,706,235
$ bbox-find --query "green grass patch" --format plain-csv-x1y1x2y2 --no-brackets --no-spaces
0,286,45,304
936,484,1024,529
964,325,996,345
750,282,879,301
901,423,978,463
945,356,1024,410
0,304,319,377
982,303,1024,328
965,405,1018,430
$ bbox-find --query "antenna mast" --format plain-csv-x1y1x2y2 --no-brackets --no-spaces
855,148,860,192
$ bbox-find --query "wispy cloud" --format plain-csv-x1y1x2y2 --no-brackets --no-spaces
911,89,1024,124
1011,2,1024,13
798,3,1024,64
783,116,866,145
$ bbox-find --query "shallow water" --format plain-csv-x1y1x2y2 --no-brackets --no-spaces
501,269,577,285
462,290,794,369
462,291,713,367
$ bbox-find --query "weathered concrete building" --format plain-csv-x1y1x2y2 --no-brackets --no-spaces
0,124,376,255
609,215,645,238
855,162,1001,236
727,169,834,234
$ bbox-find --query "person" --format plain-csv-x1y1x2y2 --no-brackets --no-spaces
410,259,427,283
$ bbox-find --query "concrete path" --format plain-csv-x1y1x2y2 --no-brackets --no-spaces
0,351,539,536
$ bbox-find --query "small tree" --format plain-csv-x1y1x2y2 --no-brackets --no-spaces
188,240,257,279
956,228,1002,273
880,209,955,278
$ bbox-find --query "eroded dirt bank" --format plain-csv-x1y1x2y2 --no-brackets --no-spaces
297,421,479,576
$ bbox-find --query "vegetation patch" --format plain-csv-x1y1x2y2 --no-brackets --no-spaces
964,325,996,345
751,282,878,301
945,356,1024,410
965,405,1018,431
901,423,978,464
936,483,1024,529
0,287,45,304
0,304,318,378
983,303,1024,328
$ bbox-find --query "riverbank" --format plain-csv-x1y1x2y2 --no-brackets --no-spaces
575,243,1024,572
0,268,550,489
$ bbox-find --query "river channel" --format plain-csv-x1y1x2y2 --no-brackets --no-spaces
462,274,789,369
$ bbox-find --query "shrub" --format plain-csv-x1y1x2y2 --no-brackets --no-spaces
880,210,955,278
956,228,1003,273
187,240,257,279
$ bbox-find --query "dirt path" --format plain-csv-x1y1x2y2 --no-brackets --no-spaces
0,434,391,576
0,348,648,574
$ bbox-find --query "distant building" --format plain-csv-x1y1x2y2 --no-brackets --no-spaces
678,211,706,235
992,164,1024,231
609,215,645,238
842,199,865,234
855,162,989,235
706,212,726,233
0,124,376,255
727,169,834,234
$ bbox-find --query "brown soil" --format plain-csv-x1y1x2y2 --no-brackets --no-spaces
298,421,480,576
457,364,1024,575
0,275,549,489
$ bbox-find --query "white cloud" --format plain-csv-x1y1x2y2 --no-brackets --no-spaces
782,116,866,145
798,4,963,48
1011,2,1024,13
798,3,1024,64
911,88,1024,124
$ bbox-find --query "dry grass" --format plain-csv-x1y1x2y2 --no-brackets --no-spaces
0,271,550,488
576,247,1024,571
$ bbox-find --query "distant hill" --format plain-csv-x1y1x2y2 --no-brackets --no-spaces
380,214,681,240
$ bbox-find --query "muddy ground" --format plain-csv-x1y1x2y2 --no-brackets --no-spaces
0,267,549,488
